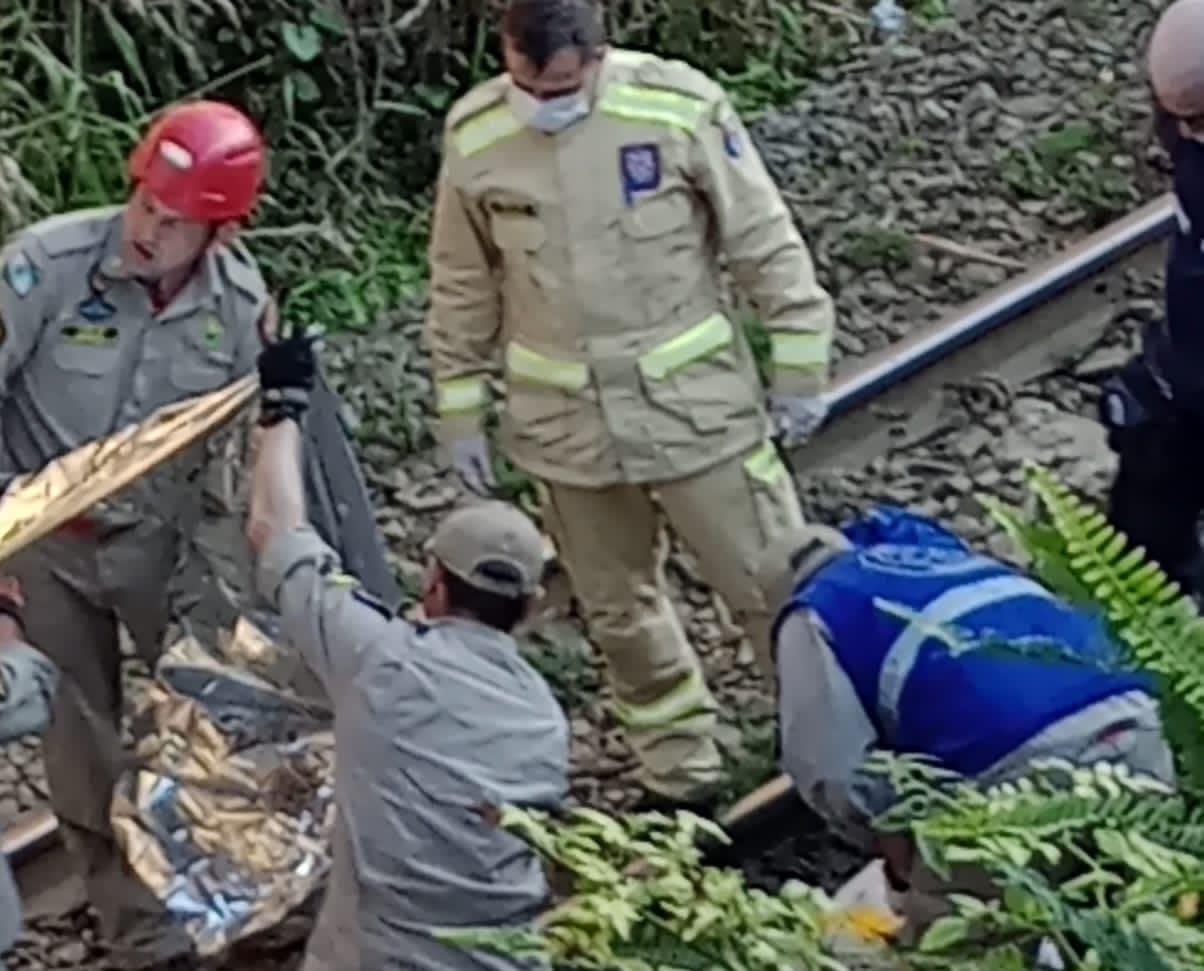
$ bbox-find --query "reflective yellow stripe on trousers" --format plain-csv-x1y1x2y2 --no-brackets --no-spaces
743,441,788,486
611,669,713,730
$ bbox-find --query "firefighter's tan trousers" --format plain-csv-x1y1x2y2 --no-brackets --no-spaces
542,440,804,801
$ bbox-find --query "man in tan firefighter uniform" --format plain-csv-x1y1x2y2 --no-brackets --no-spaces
424,0,835,812
0,101,271,970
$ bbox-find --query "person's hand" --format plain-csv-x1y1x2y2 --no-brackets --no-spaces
768,392,829,447
257,319,321,427
451,436,497,495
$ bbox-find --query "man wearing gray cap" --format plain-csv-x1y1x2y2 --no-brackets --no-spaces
246,327,570,971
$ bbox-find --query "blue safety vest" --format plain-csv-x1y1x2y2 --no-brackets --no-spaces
774,507,1151,776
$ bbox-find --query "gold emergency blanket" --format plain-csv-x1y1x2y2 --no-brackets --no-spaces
111,616,337,958
0,375,257,561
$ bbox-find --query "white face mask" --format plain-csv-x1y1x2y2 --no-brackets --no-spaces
507,82,590,134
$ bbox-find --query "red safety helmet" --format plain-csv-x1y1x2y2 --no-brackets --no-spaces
128,100,266,223
1150,0,1204,119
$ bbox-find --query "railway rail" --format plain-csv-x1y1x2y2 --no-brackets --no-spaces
0,193,1180,958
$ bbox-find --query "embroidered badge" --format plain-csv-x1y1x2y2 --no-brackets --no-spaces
2,252,39,299
78,293,117,322
62,324,119,347
619,143,661,205
202,315,223,350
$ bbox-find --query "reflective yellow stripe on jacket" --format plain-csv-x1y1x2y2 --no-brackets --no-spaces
454,105,522,158
770,331,829,375
600,83,708,133
436,376,490,416
505,314,736,392
506,343,590,392
637,314,732,381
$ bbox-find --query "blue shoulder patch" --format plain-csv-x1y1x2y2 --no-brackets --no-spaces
78,293,116,322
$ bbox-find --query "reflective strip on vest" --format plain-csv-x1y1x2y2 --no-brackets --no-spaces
436,377,489,416
743,442,787,486
611,669,712,730
771,331,829,371
506,342,591,392
454,105,522,158
876,575,1056,732
637,313,733,381
600,83,708,133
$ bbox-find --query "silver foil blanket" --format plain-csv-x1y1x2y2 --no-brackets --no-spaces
110,617,336,958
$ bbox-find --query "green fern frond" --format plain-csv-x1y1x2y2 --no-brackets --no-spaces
998,464,1204,782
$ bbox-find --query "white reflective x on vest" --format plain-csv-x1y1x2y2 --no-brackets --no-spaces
875,575,1056,734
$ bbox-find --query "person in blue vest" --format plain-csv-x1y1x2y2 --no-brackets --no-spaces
754,506,1174,920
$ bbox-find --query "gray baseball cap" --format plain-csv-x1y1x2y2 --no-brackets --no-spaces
429,501,545,598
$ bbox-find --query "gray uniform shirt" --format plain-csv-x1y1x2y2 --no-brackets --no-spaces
0,206,266,524
257,526,570,971
0,642,59,961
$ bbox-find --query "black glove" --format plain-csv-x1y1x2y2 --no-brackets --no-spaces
257,321,319,427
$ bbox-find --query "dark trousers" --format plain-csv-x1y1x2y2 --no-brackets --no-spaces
1103,364,1204,595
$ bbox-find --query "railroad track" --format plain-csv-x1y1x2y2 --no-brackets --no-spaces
1,193,1179,959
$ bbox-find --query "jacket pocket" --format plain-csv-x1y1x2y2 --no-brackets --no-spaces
636,314,761,434
503,341,593,453
51,333,120,376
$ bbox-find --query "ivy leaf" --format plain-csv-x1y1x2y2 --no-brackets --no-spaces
282,22,322,62
310,8,348,34
289,70,322,103
919,915,972,952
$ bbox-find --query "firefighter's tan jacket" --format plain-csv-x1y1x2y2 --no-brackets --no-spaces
425,48,835,487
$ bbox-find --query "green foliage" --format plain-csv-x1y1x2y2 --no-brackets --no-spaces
983,462,1204,791
871,757,1204,969
838,228,915,272
515,620,602,710
1000,122,1132,224
435,805,860,971
2,0,849,338
714,717,780,811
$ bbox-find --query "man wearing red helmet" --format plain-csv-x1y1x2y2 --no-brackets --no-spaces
0,100,272,970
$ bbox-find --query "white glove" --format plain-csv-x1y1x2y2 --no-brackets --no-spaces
768,393,829,447
451,435,497,496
